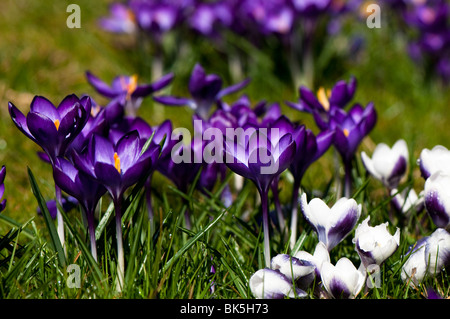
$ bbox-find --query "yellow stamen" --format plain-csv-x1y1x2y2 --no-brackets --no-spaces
126,75,138,99
114,152,121,174
343,129,350,137
54,119,60,131
317,87,330,111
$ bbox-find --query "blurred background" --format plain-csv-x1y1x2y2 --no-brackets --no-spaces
0,0,449,229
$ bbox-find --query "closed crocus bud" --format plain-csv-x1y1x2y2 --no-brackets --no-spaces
391,188,424,214
353,216,400,268
361,139,408,189
424,171,450,229
401,228,450,286
418,145,450,179
300,193,361,251
249,268,307,299
270,254,315,283
321,257,366,299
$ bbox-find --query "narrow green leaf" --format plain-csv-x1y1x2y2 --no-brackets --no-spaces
27,167,66,267
162,209,226,274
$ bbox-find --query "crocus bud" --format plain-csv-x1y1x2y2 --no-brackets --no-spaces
361,139,408,189
401,228,450,286
353,216,400,268
321,257,366,299
249,268,307,299
424,171,450,229
300,193,361,251
418,145,450,179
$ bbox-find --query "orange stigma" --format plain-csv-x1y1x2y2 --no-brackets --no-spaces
343,129,350,137
54,119,60,131
317,87,330,111
126,75,138,99
114,152,121,174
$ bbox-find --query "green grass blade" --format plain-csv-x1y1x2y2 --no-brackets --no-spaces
27,167,66,267
162,209,226,274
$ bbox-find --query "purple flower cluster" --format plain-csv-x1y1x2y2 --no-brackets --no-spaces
99,0,360,86
386,0,450,82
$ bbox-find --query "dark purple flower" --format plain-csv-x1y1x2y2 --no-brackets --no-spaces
188,2,233,37
8,94,91,164
224,125,296,267
330,102,377,164
154,63,250,119
129,1,182,40
86,71,173,116
37,196,78,220
286,76,357,130
73,130,160,202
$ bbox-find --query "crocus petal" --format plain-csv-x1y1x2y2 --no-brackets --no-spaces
217,78,251,99
30,96,59,121
321,257,366,299
249,268,306,299
86,71,118,98
270,254,315,282
8,102,36,142
424,171,450,229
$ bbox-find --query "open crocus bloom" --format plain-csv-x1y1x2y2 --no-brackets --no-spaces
249,268,307,299
401,228,450,287
361,139,409,189
353,216,400,268
423,171,450,229
418,145,450,179
321,257,366,299
8,94,91,164
154,63,250,119
300,193,361,251
73,130,160,201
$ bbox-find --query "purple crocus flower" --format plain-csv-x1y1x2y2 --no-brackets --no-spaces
329,102,377,197
153,63,250,119
269,115,334,248
292,0,332,17
86,71,174,117
224,126,296,267
188,2,233,38
99,3,137,34
53,157,107,261
8,94,91,164
286,76,357,131
0,166,6,213
9,94,91,249
73,130,161,290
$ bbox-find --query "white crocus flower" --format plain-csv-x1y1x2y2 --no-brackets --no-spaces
321,257,366,299
294,242,330,278
361,139,408,189
300,193,361,251
353,216,400,268
423,171,450,229
418,145,450,179
249,268,307,299
391,187,424,214
401,228,450,287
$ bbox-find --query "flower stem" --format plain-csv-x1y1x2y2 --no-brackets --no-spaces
114,198,125,292
85,207,98,262
259,190,271,268
55,184,66,256
344,160,353,198
289,180,301,249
